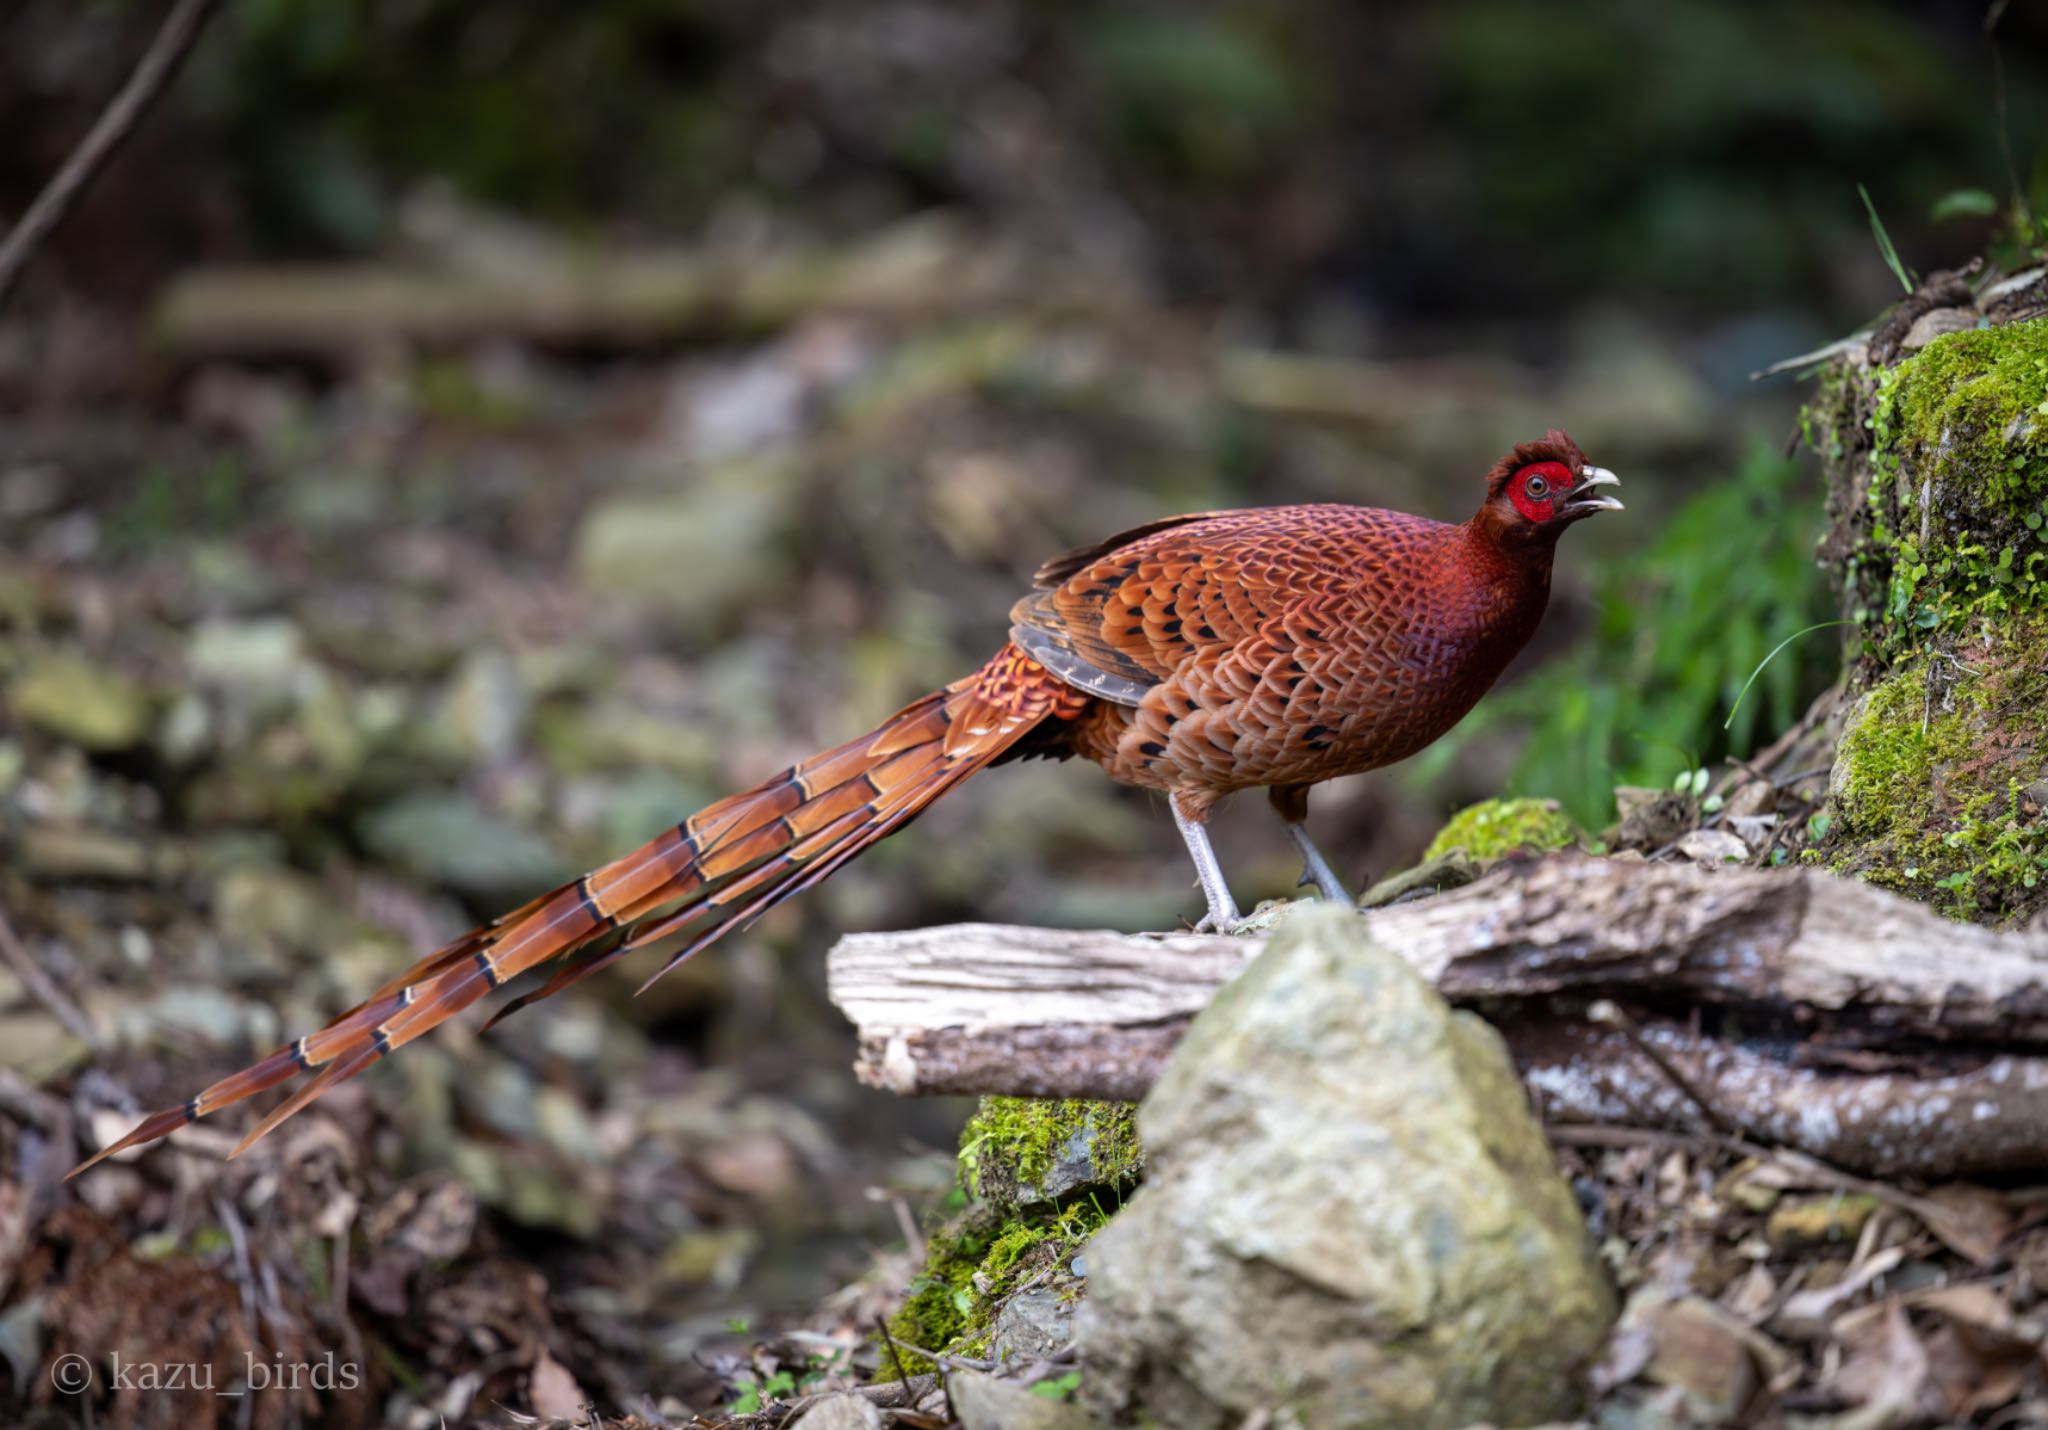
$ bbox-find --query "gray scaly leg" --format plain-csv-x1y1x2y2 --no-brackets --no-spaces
1285,821,1353,907
1170,790,1242,933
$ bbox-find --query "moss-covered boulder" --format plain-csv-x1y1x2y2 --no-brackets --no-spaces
1813,312,2048,923
1421,796,1583,864
882,1097,1140,1376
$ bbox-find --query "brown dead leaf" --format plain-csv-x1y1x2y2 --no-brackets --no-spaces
1908,1282,2018,1336
529,1348,586,1421
1924,1323,2037,1420
1835,1299,1936,1423
1906,1183,2014,1266
1900,1283,2045,1418
1641,1296,1766,1423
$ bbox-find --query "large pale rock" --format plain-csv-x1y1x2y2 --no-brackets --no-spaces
1077,904,1613,1429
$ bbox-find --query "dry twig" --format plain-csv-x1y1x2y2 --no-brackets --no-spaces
0,905,101,1051
0,0,222,308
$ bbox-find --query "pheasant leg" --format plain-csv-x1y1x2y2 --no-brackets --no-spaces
1171,790,1243,933
1284,821,1353,907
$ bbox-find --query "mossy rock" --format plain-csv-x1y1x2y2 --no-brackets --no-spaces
960,1096,1141,1208
880,1097,1141,1377
881,1199,1111,1377
1812,315,2048,924
1421,797,1582,864
1824,614,2048,921
1828,320,2048,657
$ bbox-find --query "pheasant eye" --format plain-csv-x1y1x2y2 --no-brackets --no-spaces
1524,474,1549,498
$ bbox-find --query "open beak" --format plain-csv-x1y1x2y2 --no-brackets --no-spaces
1564,466,1623,517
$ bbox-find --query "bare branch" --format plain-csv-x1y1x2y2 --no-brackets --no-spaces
0,0,222,309
0,905,101,1052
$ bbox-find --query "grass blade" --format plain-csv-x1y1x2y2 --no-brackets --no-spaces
1858,183,1914,294
1724,619,1854,731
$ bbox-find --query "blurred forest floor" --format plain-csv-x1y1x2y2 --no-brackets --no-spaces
0,205,1770,1426
2,0,2045,1424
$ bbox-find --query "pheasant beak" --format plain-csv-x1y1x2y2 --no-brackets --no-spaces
1564,466,1623,517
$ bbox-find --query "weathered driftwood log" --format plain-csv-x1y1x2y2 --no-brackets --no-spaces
827,855,2048,1175
150,221,1118,358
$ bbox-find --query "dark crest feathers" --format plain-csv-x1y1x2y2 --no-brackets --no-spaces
1484,428,1586,492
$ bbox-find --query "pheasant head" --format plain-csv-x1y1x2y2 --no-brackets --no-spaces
1471,429,1622,550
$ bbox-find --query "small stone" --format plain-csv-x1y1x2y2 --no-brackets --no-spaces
187,617,311,707
948,1371,1104,1430
1642,1297,1760,1425
1765,1193,1879,1254
1677,829,1750,866
1721,777,1778,821
9,654,150,751
571,460,796,632
442,648,530,763
696,1132,799,1197
788,1394,884,1430
989,1287,1077,1362
212,865,338,965
2019,777,2048,821
0,1011,89,1085
533,1085,608,1165
358,791,568,900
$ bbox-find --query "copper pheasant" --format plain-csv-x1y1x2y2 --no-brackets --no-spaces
73,429,1619,1173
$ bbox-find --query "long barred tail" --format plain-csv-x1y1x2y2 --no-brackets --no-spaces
70,644,1086,1177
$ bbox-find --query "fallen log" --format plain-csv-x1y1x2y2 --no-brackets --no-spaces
826,855,2048,1176
150,219,1120,358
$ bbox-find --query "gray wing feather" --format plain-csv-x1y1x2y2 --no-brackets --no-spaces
1010,624,1152,707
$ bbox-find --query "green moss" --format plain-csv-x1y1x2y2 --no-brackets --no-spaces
1859,322,2048,653
879,1198,1116,1378
1422,796,1583,863
1800,353,1859,466
881,1217,988,1374
878,1097,1141,1378
959,1096,1142,1207
1827,614,2048,921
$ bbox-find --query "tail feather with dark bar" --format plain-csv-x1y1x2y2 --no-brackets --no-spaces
70,644,1086,1176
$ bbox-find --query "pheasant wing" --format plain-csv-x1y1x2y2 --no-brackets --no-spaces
1010,506,1367,705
